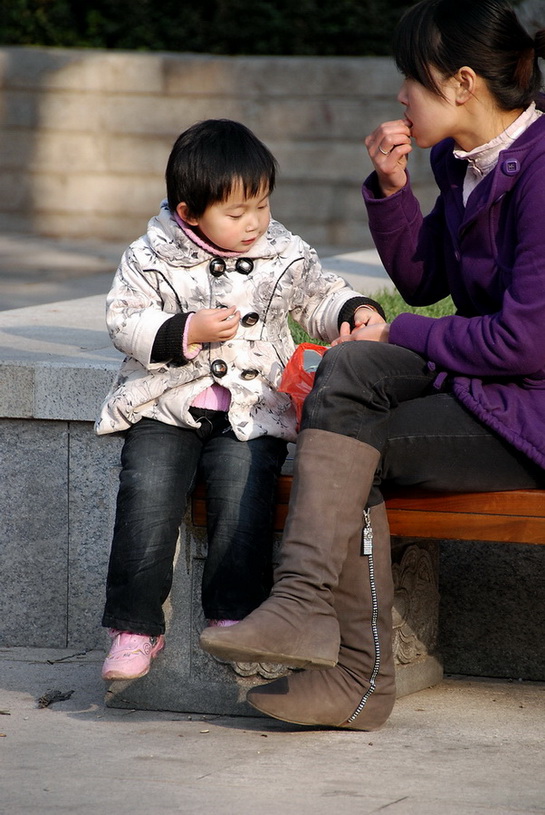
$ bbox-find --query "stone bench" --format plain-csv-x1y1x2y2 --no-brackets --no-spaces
1,269,544,718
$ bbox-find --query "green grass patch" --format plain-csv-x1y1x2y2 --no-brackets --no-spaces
374,287,455,323
289,287,455,344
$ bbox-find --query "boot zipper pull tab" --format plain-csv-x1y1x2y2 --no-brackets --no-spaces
361,509,373,555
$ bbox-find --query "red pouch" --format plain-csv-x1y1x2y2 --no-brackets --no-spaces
279,343,328,428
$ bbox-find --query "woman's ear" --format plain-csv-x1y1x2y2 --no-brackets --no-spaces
454,66,477,104
176,202,199,226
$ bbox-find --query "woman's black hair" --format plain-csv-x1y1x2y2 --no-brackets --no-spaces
393,0,545,110
165,119,277,216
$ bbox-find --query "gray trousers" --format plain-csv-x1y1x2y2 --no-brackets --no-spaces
302,342,545,506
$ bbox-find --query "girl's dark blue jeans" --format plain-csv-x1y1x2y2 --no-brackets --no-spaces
102,414,287,636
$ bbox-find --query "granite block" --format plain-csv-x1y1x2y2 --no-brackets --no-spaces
0,419,69,647
162,55,401,98
67,423,123,648
439,540,545,680
0,47,435,250
0,47,165,94
0,362,35,417
34,364,118,422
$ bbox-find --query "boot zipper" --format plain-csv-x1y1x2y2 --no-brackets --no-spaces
347,509,381,724
361,508,373,555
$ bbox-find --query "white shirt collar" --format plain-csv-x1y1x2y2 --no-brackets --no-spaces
453,103,542,202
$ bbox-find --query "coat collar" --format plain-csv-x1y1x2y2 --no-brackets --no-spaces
146,200,295,267
433,112,545,229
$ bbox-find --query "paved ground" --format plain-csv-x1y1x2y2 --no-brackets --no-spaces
1,647,544,815
0,233,126,311
2,234,544,814
0,232,390,312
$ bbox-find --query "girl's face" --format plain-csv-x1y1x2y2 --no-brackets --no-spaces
180,181,271,253
397,70,461,148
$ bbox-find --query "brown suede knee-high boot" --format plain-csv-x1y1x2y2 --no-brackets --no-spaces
199,429,380,670
246,502,396,730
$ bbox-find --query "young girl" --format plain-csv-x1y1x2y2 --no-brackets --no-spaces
97,119,384,681
200,1,545,730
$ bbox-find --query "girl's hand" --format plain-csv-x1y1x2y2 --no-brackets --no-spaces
353,305,386,328
330,306,386,345
187,306,240,344
331,320,390,346
365,119,413,197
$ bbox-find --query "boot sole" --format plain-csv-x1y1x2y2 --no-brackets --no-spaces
247,693,339,728
199,636,336,670
247,693,387,731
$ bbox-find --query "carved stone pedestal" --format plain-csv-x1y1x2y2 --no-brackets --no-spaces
391,538,443,697
106,522,442,716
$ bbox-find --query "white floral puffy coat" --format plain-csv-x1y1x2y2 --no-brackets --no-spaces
95,202,359,442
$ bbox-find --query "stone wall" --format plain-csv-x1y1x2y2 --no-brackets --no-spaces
0,47,436,252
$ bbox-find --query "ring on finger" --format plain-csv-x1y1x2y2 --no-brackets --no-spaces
378,144,392,156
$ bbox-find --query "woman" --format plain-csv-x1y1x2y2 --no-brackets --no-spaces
200,0,545,730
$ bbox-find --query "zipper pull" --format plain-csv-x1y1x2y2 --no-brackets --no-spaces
361,508,373,556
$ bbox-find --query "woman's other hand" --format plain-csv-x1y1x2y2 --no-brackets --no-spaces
331,320,390,346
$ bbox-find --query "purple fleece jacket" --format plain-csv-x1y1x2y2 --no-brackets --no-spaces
362,109,545,470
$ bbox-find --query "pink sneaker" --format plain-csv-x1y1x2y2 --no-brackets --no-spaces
101,630,165,681
207,619,239,627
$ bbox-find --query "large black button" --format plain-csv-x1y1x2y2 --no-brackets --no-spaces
241,312,259,327
211,359,228,378
235,258,254,275
209,258,226,277
208,257,254,276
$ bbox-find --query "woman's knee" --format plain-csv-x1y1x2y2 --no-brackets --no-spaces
301,342,434,433
314,342,420,388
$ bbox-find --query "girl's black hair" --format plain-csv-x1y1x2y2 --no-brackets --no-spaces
165,119,277,216
393,0,545,110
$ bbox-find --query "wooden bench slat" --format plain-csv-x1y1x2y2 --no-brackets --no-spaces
191,477,545,545
383,487,545,517
192,498,289,532
387,509,545,544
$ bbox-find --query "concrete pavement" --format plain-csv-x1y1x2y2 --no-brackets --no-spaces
0,232,392,312
0,233,126,311
1,647,544,814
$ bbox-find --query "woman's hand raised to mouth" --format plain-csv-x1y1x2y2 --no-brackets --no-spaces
365,118,413,197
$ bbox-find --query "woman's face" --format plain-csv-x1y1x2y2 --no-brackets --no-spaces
397,69,461,148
